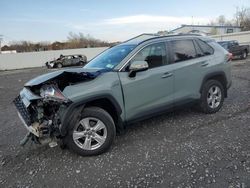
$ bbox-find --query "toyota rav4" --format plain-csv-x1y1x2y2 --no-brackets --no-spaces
13,34,232,156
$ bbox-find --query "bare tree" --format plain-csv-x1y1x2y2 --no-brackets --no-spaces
209,15,234,26
217,15,226,26
67,32,110,48
235,6,250,31
4,33,113,53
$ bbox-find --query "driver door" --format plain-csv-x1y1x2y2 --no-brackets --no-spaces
71,55,79,65
118,42,175,121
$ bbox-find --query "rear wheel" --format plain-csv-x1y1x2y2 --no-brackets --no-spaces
57,63,63,68
241,50,247,59
79,61,84,66
64,107,116,156
198,80,225,114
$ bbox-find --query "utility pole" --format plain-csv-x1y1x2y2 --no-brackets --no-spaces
0,35,3,54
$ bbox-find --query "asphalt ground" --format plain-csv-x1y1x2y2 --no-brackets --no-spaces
0,57,250,188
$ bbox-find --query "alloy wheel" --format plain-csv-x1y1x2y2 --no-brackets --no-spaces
207,85,222,109
73,117,107,150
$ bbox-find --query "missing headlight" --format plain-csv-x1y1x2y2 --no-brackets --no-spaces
40,85,69,102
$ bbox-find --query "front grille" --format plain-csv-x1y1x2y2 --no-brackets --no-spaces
13,96,31,126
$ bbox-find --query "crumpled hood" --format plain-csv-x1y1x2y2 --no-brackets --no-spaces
25,68,102,87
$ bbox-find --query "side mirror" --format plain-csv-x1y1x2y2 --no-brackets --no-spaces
129,61,148,77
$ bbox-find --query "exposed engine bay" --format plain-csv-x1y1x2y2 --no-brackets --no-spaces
13,69,106,147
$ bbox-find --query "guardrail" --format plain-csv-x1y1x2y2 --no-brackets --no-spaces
0,47,108,70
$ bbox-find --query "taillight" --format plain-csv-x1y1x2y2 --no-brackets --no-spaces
227,53,233,62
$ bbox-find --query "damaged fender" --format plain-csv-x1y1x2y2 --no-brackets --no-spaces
59,94,123,136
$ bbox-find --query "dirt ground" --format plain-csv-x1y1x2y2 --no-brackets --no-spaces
0,58,250,188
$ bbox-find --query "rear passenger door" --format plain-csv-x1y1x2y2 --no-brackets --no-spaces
71,56,79,65
168,39,212,103
63,56,72,66
228,42,236,55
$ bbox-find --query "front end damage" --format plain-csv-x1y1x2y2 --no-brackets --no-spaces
13,69,104,147
13,84,71,147
45,61,55,68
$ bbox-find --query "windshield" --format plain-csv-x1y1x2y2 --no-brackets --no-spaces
84,45,135,70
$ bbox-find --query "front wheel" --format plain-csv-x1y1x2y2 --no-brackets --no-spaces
64,107,116,156
198,80,225,114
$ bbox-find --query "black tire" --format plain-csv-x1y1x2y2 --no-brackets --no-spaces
198,80,225,114
63,107,116,156
241,50,247,60
79,61,85,66
57,63,63,68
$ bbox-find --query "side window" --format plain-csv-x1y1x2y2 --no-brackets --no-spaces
130,42,166,69
197,39,214,55
234,41,239,46
227,28,233,33
171,40,197,63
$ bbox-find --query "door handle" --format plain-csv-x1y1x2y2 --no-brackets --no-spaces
201,61,209,67
162,72,173,78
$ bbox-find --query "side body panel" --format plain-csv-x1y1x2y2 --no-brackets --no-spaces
208,42,232,87
62,72,125,120
170,40,231,103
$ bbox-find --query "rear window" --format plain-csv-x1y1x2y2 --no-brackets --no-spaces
196,39,214,55
218,42,229,49
171,40,197,63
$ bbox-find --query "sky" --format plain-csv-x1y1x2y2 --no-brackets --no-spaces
0,0,250,45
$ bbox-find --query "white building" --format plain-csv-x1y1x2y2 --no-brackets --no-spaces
0,50,17,54
170,24,241,36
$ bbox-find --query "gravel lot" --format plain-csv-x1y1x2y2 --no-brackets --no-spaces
0,58,250,188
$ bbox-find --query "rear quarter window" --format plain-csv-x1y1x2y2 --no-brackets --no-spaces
196,39,214,55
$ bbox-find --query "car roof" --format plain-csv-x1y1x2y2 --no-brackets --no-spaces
121,33,214,46
63,54,83,56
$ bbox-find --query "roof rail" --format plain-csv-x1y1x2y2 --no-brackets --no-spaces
137,33,203,45
122,33,204,46
174,33,202,36
123,33,160,43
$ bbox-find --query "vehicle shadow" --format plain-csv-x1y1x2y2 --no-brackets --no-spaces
1,107,196,163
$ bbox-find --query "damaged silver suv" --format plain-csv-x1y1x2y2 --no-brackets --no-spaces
14,34,232,156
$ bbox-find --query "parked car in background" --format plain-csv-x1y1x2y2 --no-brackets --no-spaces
45,54,87,68
217,40,249,59
14,34,232,156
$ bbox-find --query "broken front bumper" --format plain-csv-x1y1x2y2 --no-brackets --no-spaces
46,62,54,68
13,95,32,126
13,95,40,137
